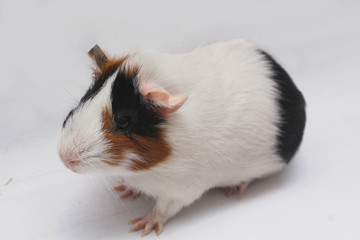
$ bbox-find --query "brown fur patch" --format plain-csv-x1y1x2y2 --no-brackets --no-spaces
88,45,128,79
101,108,172,171
92,56,128,79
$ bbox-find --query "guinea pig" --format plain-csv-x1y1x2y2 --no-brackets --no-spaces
58,39,306,236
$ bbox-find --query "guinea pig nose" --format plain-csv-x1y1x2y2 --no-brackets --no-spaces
58,149,82,166
60,154,76,164
60,155,83,171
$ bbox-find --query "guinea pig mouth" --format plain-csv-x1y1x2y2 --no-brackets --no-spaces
67,160,81,168
68,160,80,166
63,159,82,173
58,149,85,173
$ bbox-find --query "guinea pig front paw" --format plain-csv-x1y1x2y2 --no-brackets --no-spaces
114,184,139,200
224,181,252,199
129,213,164,236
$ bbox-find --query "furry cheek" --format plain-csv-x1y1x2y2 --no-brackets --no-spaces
101,108,172,171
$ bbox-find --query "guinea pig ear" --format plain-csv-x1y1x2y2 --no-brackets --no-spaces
88,44,110,69
139,85,188,115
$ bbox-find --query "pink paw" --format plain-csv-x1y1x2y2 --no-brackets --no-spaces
114,184,139,200
129,214,164,236
224,181,251,199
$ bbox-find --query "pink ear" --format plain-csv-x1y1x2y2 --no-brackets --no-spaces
139,85,188,115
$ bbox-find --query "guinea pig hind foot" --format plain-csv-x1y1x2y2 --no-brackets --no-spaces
224,181,252,199
114,184,139,200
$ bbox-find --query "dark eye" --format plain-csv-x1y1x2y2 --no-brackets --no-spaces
116,116,132,130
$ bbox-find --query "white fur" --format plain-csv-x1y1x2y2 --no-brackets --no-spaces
58,70,118,175
58,39,286,228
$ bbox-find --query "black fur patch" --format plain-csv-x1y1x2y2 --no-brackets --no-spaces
260,50,306,163
62,66,120,128
80,67,119,104
62,109,74,128
110,67,164,138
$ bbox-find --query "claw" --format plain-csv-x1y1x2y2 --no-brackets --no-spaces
129,217,144,225
224,181,252,199
120,189,133,199
114,184,126,191
142,222,154,236
130,221,146,232
225,186,236,196
129,215,164,236
114,184,139,200
238,181,249,199
155,223,163,236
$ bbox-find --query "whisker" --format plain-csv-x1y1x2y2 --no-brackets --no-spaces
84,161,131,216
96,176,115,208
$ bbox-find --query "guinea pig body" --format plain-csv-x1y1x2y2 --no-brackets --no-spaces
58,39,305,236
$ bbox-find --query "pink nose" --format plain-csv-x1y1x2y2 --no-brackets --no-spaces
58,149,82,170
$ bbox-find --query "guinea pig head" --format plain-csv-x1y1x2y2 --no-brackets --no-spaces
57,45,187,175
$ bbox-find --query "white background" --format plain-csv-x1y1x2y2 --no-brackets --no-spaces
1,0,359,239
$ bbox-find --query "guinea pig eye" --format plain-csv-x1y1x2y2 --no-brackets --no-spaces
116,116,132,130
